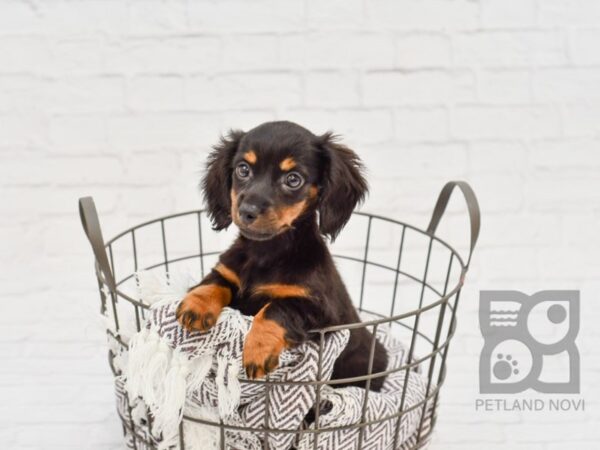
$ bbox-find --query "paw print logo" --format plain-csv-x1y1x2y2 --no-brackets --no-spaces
493,354,519,380
479,290,579,394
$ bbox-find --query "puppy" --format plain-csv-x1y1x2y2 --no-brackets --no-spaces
176,121,388,391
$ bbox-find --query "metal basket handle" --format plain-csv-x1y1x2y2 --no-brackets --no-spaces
426,181,480,268
79,196,116,291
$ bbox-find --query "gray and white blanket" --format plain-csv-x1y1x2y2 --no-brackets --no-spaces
112,272,435,450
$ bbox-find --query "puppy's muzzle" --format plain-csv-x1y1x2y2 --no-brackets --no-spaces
237,191,272,226
238,202,261,225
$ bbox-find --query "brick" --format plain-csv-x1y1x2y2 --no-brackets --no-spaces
524,174,600,213
467,141,528,172
563,105,600,137
49,115,108,153
104,37,221,74
0,223,45,263
570,29,600,64
127,75,185,111
450,105,561,139
0,76,50,113
454,31,566,67
38,0,129,36
362,143,468,180
0,155,123,186
394,107,449,142
0,186,117,218
330,109,394,145
41,219,102,258
280,33,395,70
107,113,220,150
49,77,126,114
214,110,278,133
363,70,475,106
435,422,506,443
529,139,600,171
366,0,479,31
465,172,525,213
186,73,302,110
562,213,600,247
221,35,280,71
534,68,600,102
51,38,110,75
188,0,305,33
0,37,52,74
439,445,543,450
0,0,41,35
128,0,187,35
305,72,360,107
548,444,600,450
306,0,365,30
539,0,600,26
118,187,176,215
122,152,179,186
481,247,538,281
476,212,560,248
395,34,451,68
276,109,335,135
514,422,600,443
0,114,48,146
481,0,537,28
477,69,531,104
15,423,122,447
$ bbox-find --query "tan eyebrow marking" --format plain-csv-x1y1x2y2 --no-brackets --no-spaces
280,157,296,171
244,150,257,164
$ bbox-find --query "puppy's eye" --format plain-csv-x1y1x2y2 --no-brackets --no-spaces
236,162,251,179
284,172,304,190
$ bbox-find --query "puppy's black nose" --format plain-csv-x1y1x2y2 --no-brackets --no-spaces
239,203,260,225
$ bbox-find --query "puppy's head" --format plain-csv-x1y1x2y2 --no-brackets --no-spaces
203,121,367,241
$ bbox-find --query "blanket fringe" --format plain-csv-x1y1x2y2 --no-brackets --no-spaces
216,355,241,418
186,354,213,393
126,328,193,442
125,324,243,445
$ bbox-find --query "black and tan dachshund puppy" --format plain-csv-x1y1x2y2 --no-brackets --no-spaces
176,121,388,390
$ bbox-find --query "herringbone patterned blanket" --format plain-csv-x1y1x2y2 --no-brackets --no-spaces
112,271,434,450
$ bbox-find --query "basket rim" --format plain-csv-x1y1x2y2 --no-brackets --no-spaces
98,209,467,333
106,209,467,271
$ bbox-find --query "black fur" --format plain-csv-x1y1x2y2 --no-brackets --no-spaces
196,121,388,390
316,132,368,240
202,129,245,230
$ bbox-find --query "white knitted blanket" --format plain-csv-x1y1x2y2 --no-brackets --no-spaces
112,271,435,450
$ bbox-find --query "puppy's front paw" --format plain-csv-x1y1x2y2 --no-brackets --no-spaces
176,284,230,332
243,314,287,379
243,337,281,379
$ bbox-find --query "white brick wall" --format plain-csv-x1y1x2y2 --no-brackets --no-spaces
1,1,599,448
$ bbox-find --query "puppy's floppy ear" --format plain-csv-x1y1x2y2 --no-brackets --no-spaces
317,132,368,240
202,129,245,230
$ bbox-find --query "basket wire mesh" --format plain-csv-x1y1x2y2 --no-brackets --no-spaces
79,181,480,450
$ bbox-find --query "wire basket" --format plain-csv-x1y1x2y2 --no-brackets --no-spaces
79,180,480,450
